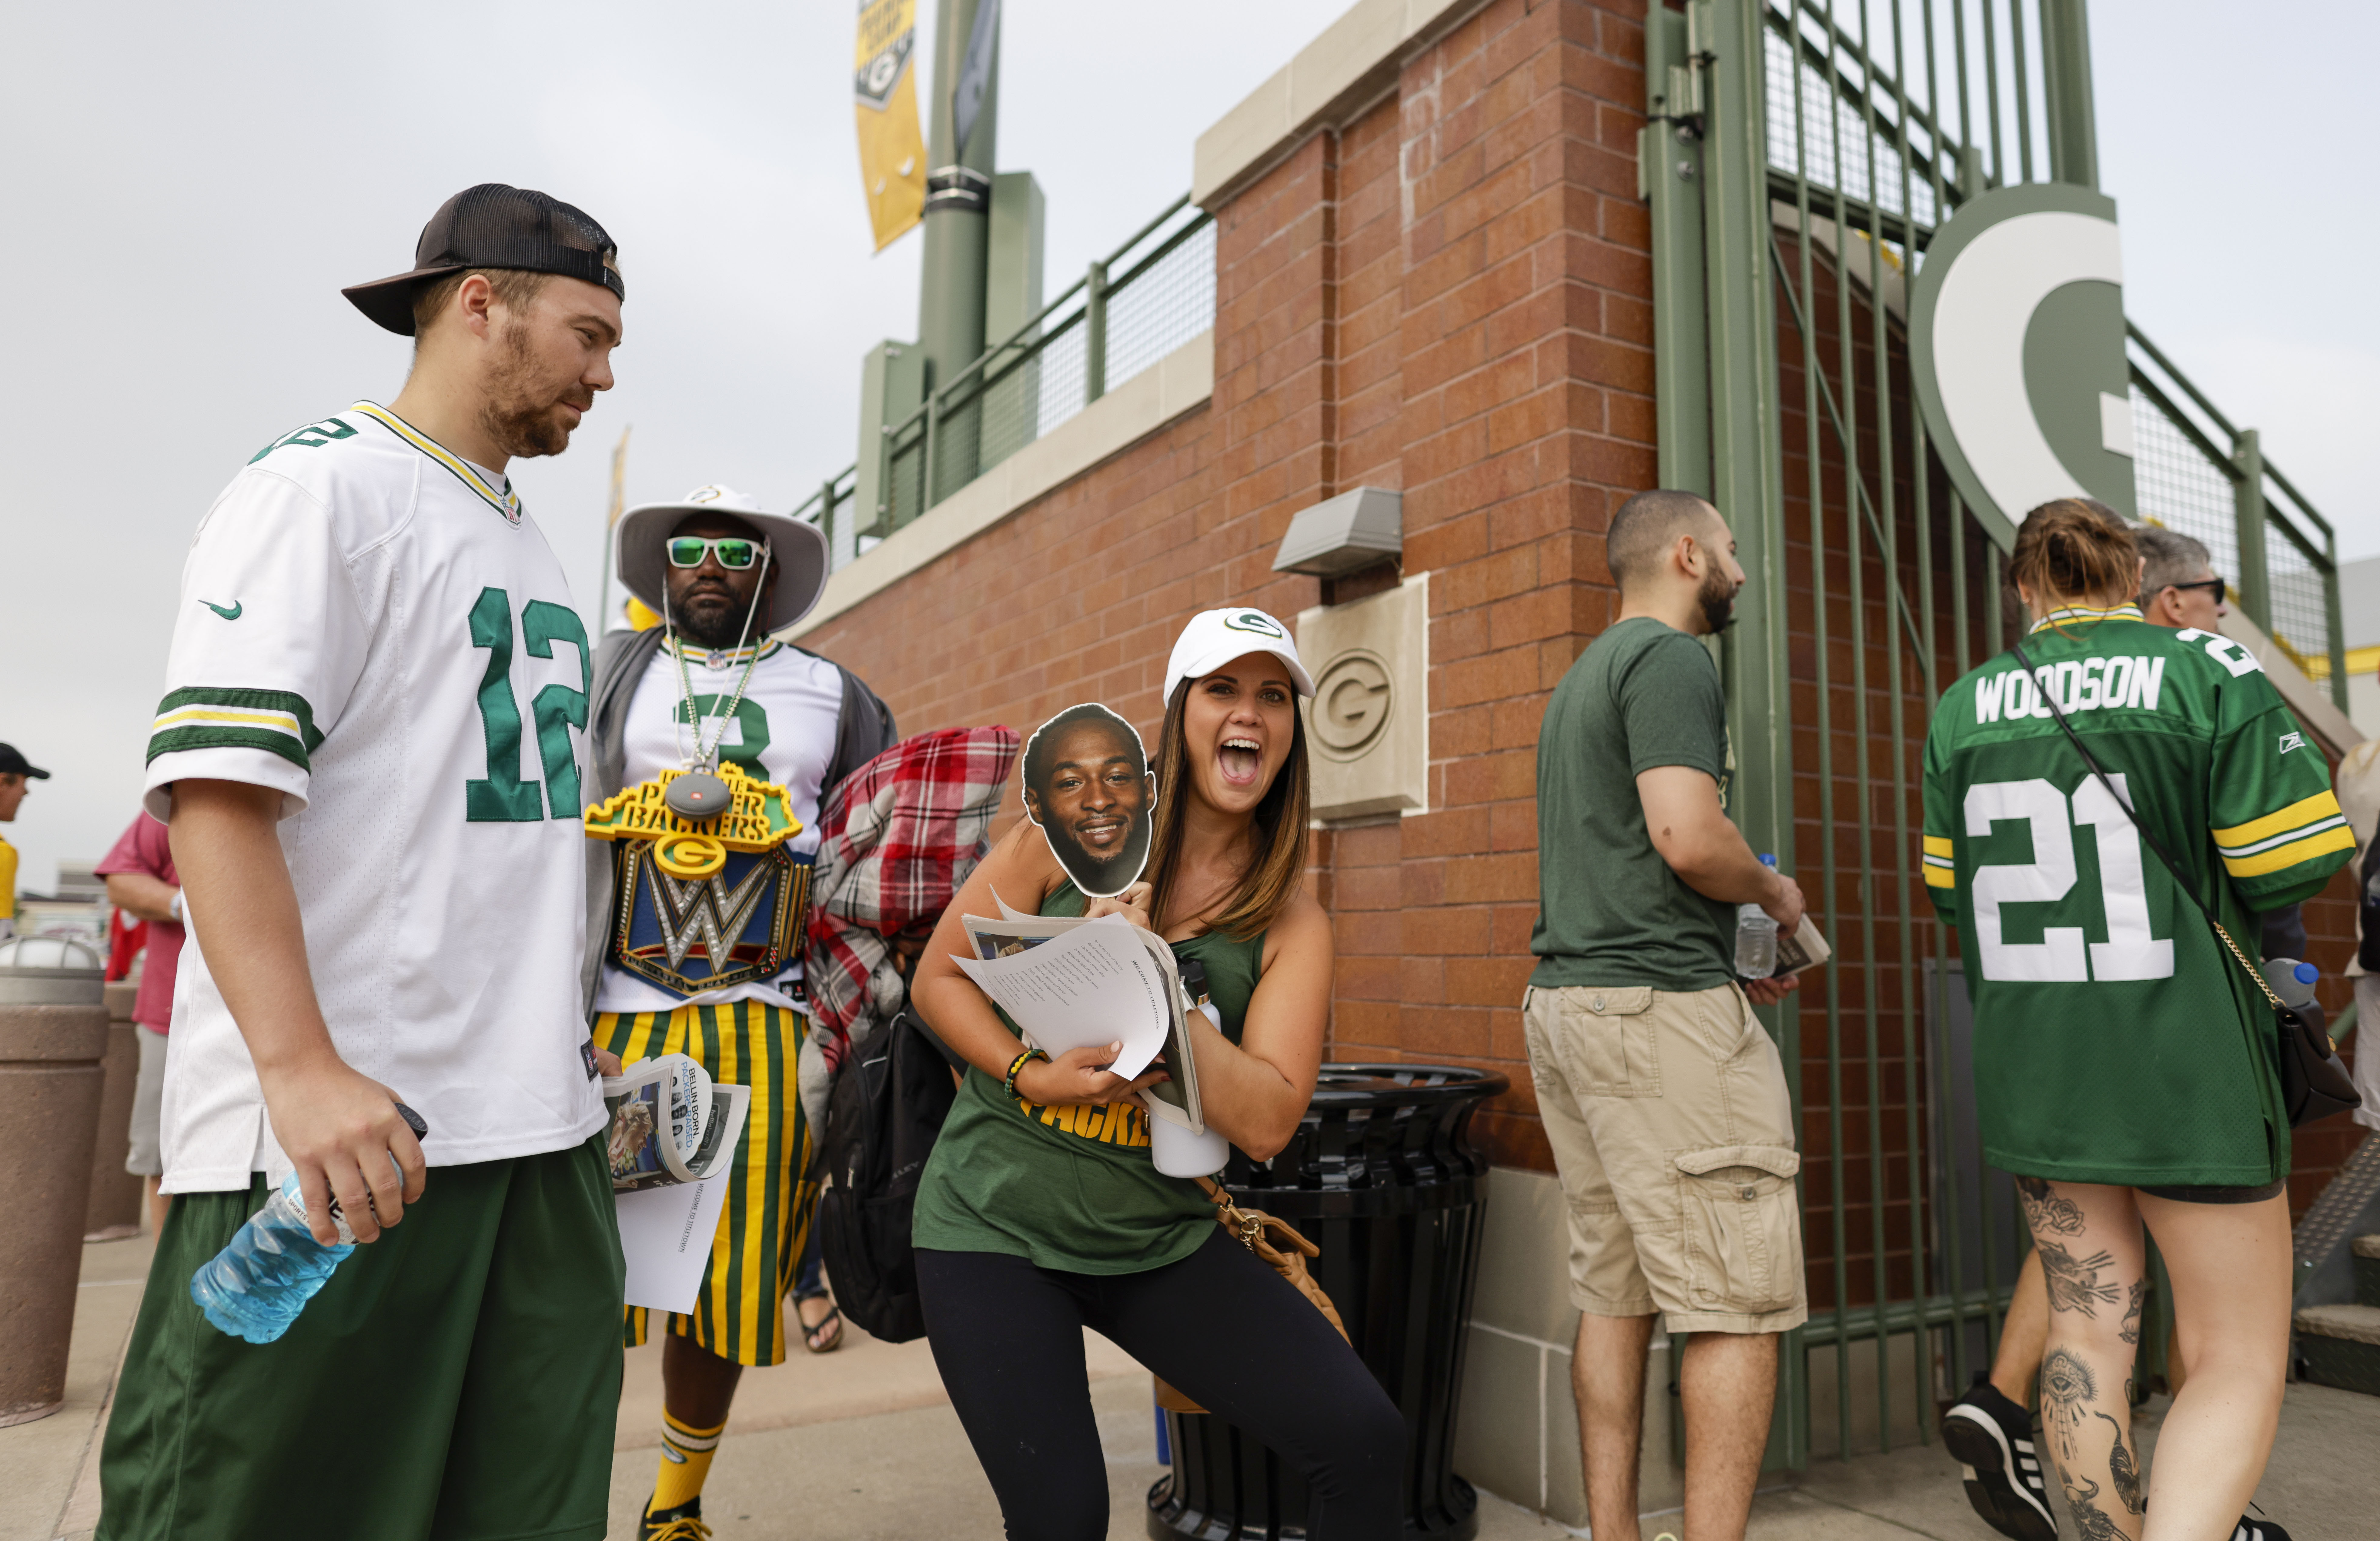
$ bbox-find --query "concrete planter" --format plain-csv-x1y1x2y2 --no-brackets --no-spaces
0,944,111,1427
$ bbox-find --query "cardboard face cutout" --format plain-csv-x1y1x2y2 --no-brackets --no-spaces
1021,703,1154,899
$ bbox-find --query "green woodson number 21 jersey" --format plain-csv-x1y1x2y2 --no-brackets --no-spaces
1920,607,2352,1186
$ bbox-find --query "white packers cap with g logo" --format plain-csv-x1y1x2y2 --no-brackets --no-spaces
1163,607,1314,701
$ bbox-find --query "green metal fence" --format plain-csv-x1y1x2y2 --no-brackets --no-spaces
1649,0,2348,1467
791,198,1215,570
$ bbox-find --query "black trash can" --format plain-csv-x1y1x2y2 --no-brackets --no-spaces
1148,1062,1509,1541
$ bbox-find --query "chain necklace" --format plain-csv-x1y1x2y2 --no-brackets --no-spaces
662,546,773,773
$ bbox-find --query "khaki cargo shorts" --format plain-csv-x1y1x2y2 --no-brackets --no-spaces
1523,982,1808,1333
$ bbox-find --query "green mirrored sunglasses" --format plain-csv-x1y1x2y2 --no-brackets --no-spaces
667,536,762,570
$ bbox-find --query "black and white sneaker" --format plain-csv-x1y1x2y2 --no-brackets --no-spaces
1941,1380,2057,1541
2232,1516,2292,1541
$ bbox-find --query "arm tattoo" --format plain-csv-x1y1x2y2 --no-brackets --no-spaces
2015,1174,2086,1236
2037,1241,2124,1315
2118,1279,2148,1346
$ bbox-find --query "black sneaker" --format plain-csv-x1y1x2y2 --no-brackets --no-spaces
2233,1518,2292,1541
638,1495,712,1541
1941,1381,2057,1541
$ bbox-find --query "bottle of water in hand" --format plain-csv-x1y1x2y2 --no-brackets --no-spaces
189,1172,360,1343
1735,854,1780,979
190,1103,425,1344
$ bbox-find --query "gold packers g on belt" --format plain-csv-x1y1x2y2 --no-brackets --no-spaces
584,762,808,996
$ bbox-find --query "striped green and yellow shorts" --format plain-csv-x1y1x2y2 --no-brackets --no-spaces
596,999,813,1366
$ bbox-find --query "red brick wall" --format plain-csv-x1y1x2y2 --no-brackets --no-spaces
801,0,2362,1221
805,0,1659,1172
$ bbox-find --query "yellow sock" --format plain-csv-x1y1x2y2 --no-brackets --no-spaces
649,1410,725,1515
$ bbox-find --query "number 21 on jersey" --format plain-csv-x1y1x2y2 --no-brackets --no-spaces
1965,776,2175,983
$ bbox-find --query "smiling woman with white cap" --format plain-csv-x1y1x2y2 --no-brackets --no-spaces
906,606,1404,1541
578,483,896,1539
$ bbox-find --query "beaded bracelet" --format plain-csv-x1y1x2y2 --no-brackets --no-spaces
1003,1048,1049,1099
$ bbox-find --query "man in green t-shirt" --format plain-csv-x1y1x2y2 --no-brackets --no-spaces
1526,489,1807,1541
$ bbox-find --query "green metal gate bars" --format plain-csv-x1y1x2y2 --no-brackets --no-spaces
1644,0,2346,1467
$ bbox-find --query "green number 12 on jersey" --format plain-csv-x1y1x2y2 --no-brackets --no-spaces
466,586,590,822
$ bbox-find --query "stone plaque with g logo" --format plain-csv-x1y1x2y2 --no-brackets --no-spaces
1295,577,1427,821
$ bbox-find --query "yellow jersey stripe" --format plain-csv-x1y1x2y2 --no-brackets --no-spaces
1923,865,1956,889
2213,790,2346,850
2029,603,2144,632
346,402,522,521
152,706,300,730
2221,824,2357,879
1923,836,1954,856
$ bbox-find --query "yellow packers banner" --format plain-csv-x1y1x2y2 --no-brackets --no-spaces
854,0,927,251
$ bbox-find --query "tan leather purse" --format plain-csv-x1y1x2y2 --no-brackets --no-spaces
1152,1177,1349,1415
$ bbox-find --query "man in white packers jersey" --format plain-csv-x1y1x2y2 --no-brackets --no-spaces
581,485,893,1539
102,185,628,1541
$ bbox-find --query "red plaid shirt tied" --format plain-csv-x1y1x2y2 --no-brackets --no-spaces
804,725,1020,1071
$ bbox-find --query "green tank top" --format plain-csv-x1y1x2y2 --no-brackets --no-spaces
910,882,1265,1274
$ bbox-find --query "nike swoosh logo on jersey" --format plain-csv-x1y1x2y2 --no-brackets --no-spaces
200,599,243,621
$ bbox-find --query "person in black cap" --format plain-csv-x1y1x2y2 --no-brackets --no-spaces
99,187,627,1541
0,743,50,942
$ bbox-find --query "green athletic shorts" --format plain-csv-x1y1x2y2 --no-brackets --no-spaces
99,1135,624,1541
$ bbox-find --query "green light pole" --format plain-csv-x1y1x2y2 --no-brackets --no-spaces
918,0,1001,491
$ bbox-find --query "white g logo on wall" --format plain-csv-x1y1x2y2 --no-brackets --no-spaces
1910,183,2137,546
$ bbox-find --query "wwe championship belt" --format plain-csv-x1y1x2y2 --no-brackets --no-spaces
584,763,810,997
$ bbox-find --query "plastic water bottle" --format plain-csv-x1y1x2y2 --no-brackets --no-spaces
1735,855,1780,978
190,1102,426,1344
189,1172,359,1343
2262,957,2320,1011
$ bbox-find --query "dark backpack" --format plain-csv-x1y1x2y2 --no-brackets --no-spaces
814,1008,958,1343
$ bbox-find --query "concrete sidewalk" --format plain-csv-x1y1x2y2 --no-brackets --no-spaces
19,1230,2380,1540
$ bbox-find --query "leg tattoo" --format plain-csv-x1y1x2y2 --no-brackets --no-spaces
2037,1241,2124,1316
2094,1412,2147,1515
2039,1347,2097,1465
2061,1474,2128,1541
2039,1350,2141,1541
2016,1175,2087,1236
2117,1279,2147,1346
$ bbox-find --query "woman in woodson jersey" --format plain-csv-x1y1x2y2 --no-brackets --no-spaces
1922,501,2347,1541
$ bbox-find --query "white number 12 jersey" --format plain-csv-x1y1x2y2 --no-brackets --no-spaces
144,402,606,1192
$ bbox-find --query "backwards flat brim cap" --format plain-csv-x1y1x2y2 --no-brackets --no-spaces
343,183,624,336
1164,607,1315,702
616,486,831,635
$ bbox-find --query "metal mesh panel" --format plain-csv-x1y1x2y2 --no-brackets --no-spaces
2128,382,2240,580
2270,546,2331,676
2128,384,2332,673
825,201,1213,567
1031,321,1091,441
882,426,926,535
1764,12,1942,235
1105,218,1218,391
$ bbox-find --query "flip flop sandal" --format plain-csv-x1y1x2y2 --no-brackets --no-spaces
800,1301,844,1354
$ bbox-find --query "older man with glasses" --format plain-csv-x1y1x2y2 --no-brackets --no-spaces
2138,525,2230,632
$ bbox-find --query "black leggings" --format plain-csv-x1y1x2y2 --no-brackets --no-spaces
917,1231,1407,1541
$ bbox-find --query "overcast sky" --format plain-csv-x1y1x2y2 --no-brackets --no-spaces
2,0,2371,894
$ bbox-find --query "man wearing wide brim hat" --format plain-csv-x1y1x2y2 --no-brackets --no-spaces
580,484,894,1539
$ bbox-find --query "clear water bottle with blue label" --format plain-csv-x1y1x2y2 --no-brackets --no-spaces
189,1102,425,1344
1735,855,1780,978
